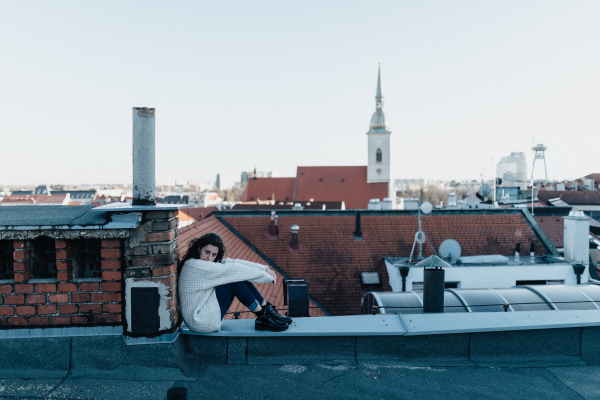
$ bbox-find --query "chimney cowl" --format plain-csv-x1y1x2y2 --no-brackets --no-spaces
291,225,299,233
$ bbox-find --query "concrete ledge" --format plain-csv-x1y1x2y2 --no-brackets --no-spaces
581,327,600,365
247,336,356,364
356,334,472,366
470,328,584,367
181,315,406,337
400,310,600,336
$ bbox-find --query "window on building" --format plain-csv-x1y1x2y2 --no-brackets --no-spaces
0,240,14,280
72,239,102,279
31,236,56,279
376,148,382,163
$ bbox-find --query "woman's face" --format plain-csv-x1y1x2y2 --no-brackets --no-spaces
199,244,219,262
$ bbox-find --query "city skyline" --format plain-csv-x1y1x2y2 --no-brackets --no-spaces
1,1,599,185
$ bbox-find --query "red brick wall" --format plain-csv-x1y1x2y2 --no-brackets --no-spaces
0,238,124,328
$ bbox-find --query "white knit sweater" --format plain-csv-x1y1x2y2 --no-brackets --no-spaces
179,258,273,333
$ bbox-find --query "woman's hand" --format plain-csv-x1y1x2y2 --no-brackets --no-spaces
265,267,277,285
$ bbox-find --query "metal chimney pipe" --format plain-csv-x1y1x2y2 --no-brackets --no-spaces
423,267,445,313
132,107,156,205
354,211,362,239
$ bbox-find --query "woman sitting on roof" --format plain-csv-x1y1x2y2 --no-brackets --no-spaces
179,232,291,333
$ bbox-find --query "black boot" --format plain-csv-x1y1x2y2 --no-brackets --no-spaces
254,308,288,332
263,302,293,325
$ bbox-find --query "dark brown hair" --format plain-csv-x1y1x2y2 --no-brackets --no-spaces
181,232,227,266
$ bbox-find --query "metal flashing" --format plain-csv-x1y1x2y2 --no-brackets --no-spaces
0,325,123,339
521,208,560,256
91,202,187,212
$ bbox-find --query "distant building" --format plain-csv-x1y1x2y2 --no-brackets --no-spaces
241,65,394,209
497,152,528,190
216,173,234,190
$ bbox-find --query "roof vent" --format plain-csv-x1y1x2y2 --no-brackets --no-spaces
269,211,279,236
292,203,304,211
290,225,300,249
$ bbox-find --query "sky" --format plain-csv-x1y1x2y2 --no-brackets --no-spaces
1,1,599,186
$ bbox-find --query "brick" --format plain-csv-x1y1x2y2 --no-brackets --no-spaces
80,304,101,314
145,231,174,243
5,295,24,305
101,282,122,292
145,210,173,219
151,242,176,255
16,306,36,315
15,284,34,294
13,260,29,271
13,240,27,249
0,306,14,316
37,304,57,314
0,285,13,294
56,248,73,260
54,239,71,249
101,259,121,270
71,293,90,303
133,246,150,256
152,275,176,287
91,293,121,303
56,260,73,271
51,316,71,325
151,218,177,232
103,303,122,313
102,271,122,281
13,249,31,260
152,263,177,277
49,294,69,303
14,270,31,283
36,283,57,293
58,283,77,293
0,318,6,326
101,239,121,248
132,254,174,267
173,210,179,217
8,317,27,326
100,248,121,259
26,294,46,304
59,304,78,314
57,271,73,282
72,315,94,324
30,316,50,325
80,282,100,292
95,314,122,324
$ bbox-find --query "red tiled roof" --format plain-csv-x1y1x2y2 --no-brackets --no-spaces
241,178,296,202
535,216,564,248
180,207,218,221
221,211,551,316
538,191,600,206
233,201,344,210
294,166,388,209
177,215,327,319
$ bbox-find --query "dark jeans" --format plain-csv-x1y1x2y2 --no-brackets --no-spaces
215,281,265,320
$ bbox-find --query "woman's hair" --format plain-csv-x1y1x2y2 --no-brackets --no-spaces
181,232,227,266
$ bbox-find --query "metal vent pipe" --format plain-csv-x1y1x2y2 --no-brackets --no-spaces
132,107,156,205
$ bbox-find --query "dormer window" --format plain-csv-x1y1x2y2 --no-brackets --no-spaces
376,148,382,163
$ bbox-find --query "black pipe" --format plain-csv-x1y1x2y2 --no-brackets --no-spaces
400,266,410,292
423,267,445,313
354,211,362,239
167,387,188,400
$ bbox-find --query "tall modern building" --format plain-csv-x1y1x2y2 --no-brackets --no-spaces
216,173,234,190
497,152,528,190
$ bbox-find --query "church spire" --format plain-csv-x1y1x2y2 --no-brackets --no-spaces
375,62,383,109
368,63,390,133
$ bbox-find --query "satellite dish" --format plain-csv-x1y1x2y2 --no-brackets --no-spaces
419,201,433,214
479,184,491,197
439,239,462,263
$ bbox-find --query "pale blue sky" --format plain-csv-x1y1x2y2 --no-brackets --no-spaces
1,1,598,185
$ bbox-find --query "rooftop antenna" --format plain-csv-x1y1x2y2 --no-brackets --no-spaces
530,143,548,215
409,201,436,263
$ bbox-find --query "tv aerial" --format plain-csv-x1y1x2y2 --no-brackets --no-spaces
439,239,462,263
409,201,436,263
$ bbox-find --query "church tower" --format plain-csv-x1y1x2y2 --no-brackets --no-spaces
366,63,392,185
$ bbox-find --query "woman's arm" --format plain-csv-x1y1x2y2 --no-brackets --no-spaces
222,258,277,285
